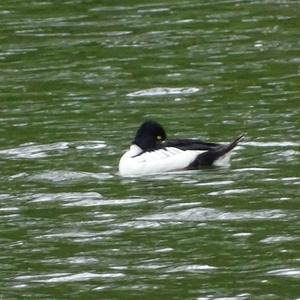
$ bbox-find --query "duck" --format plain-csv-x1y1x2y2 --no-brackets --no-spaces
118,120,243,177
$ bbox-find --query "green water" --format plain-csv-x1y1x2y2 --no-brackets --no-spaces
1,1,299,299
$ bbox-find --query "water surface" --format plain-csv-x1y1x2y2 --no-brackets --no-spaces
1,0,300,299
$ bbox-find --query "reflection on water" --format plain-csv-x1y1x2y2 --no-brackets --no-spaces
1,0,300,299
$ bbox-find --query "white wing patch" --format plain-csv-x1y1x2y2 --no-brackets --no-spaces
141,147,183,160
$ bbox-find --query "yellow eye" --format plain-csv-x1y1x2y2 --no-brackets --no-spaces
157,135,162,140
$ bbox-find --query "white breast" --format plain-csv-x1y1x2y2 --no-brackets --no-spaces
118,144,205,177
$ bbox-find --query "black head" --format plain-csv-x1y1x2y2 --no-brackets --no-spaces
133,120,167,151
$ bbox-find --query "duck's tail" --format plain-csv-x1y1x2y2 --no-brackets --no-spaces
212,135,244,166
189,135,244,168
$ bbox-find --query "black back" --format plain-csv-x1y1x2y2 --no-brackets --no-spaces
163,138,220,151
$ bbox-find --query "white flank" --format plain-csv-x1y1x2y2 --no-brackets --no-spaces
119,145,204,177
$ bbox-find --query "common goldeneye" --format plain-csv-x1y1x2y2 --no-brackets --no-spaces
119,120,243,177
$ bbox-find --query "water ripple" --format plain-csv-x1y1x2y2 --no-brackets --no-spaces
21,192,145,207
137,207,286,223
167,264,217,273
127,87,200,97
15,272,124,283
26,192,102,203
1,0,300,298
29,171,112,183
208,188,257,196
0,141,106,160
267,268,300,279
260,235,299,244
242,141,300,147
